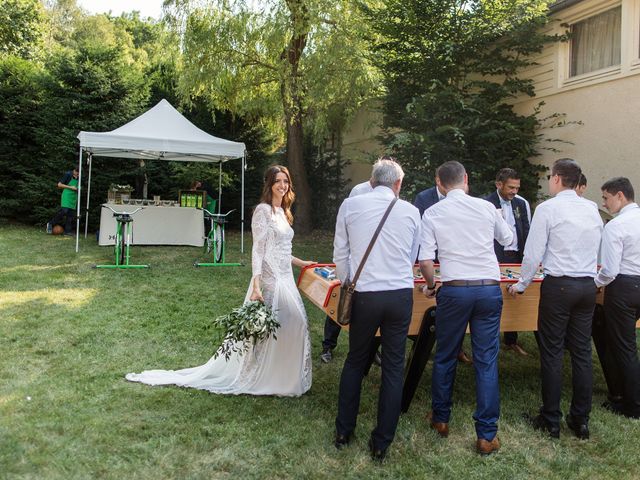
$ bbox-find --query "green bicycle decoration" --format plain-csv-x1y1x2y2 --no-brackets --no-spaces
95,205,149,269
194,208,241,267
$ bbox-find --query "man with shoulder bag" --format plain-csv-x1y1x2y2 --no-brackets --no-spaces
333,157,421,462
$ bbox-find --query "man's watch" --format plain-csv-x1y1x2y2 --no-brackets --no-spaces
426,283,436,290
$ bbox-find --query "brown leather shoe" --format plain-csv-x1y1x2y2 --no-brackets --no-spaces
457,350,473,364
505,343,529,356
476,437,500,455
427,411,449,438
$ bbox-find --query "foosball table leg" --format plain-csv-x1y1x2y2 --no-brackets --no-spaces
401,306,437,413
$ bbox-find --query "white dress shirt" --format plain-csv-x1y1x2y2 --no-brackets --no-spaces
419,189,513,281
334,186,421,291
515,194,532,222
514,189,603,292
497,191,518,252
595,203,640,287
349,181,374,198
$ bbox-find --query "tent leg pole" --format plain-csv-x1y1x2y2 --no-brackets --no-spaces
84,154,93,239
218,162,222,215
241,153,245,254
75,149,83,253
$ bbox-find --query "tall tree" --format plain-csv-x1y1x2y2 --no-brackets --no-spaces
365,0,562,201
167,0,378,232
0,0,44,58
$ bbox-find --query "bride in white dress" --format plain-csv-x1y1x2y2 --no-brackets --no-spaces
126,165,314,396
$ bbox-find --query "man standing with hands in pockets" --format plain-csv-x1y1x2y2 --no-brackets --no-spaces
419,161,513,455
508,158,602,440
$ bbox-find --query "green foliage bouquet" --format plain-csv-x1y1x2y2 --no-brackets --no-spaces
212,301,280,361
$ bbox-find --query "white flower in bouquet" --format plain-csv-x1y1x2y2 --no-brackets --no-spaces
212,301,280,361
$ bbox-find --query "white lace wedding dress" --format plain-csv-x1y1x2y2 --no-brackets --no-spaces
125,203,312,396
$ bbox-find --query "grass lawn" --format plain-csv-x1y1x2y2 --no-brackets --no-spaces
1,223,639,479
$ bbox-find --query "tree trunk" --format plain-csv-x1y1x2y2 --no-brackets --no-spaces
281,0,312,233
285,110,313,233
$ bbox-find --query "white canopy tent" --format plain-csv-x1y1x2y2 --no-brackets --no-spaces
75,99,247,253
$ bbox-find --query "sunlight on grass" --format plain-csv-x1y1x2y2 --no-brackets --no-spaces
0,264,77,273
0,288,97,311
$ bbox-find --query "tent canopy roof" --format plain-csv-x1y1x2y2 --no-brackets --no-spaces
77,99,246,163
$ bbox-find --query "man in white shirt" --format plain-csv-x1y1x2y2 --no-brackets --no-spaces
320,177,374,364
419,161,513,456
594,177,640,419
333,158,421,461
349,178,374,197
508,158,602,440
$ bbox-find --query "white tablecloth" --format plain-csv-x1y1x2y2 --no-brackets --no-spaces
98,204,204,246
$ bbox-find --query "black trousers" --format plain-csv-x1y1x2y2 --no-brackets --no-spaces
50,207,76,234
604,274,640,417
537,276,596,426
322,315,342,350
335,288,412,450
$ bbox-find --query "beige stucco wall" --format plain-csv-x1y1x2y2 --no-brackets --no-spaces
340,101,384,185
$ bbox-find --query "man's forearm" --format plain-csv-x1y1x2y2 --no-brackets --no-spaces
419,260,435,287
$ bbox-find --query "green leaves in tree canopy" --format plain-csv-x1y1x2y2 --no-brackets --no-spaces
365,0,562,201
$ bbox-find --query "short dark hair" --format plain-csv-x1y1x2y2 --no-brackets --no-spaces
436,161,466,188
601,177,635,201
578,173,587,187
551,158,581,189
496,168,519,183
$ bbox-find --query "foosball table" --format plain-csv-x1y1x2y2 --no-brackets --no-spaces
297,263,638,412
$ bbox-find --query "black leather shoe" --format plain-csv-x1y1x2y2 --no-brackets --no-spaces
566,415,589,440
368,437,387,462
602,400,640,419
523,412,560,439
320,348,333,364
602,400,624,416
334,432,351,450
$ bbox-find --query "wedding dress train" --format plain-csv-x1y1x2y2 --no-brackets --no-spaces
125,203,312,396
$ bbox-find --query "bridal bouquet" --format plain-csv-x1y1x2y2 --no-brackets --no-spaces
212,301,280,361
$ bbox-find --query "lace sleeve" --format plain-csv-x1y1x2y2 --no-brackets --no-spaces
251,204,271,277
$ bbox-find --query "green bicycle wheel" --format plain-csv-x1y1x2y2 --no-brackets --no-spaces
213,223,223,263
118,226,126,266
204,229,214,255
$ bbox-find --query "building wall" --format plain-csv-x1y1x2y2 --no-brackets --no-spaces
513,0,640,206
340,100,384,185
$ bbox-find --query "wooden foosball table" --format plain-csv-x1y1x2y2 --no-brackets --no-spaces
297,263,638,412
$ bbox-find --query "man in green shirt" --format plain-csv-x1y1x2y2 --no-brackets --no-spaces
47,167,79,235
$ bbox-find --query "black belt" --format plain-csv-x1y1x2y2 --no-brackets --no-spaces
442,279,499,287
502,250,520,257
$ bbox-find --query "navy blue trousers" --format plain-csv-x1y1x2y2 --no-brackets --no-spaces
335,288,412,451
431,284,502,441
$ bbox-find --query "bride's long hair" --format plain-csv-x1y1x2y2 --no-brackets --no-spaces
259,165,295,225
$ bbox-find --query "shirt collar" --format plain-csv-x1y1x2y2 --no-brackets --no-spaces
556,189,578,198
619,202,639,215
372,185,396,198
446,188,466,198
496,190,510,204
